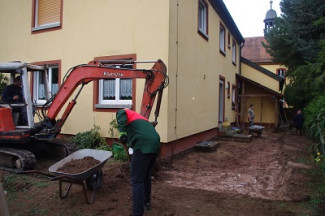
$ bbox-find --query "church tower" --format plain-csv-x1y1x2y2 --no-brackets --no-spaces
264,1,277,34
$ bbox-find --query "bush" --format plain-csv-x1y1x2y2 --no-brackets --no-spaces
304,95,325,170
304,95,325,142
71,125,108,150
112,143,129,162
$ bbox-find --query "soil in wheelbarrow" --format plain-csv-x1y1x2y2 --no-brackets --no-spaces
2,131,325,216
57,156,101,174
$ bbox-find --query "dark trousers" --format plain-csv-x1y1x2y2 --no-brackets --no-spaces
130,150,157,216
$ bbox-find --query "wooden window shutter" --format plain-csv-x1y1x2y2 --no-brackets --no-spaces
37,0,61,26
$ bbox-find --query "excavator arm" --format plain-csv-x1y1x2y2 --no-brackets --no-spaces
40,59,168,137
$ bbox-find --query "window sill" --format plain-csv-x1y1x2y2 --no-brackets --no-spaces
198,30,209,41
32,22,61,32
219,50,226,56
95,104,132,109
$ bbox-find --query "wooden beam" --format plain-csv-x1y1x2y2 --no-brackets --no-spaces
238,94,274,98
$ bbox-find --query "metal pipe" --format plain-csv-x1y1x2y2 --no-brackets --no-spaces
99,60,157,65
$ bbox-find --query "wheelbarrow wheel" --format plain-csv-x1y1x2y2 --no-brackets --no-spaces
86,170,103,191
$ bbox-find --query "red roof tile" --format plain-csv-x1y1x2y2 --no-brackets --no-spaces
242,37,273,63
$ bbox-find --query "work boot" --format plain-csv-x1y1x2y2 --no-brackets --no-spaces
144,202,151,211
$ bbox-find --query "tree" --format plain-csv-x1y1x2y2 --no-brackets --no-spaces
264,0,325,108
264,0,325,71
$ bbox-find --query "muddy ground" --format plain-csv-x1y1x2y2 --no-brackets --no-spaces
1,130,323,216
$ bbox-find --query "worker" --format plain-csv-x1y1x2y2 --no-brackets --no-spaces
116,108,160,216
1,76,27,125
2,76,23,102
248,104,255,126
292,109,304,135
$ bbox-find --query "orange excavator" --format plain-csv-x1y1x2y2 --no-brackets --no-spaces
0,59,168,171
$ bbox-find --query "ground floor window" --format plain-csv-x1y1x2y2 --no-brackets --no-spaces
94,54,136,110
33,63,59,105
99,74,133,106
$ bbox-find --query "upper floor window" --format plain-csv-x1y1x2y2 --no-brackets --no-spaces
277,68,286,78
219,24,226,54
33,64,59,105
32,0,62,32
198,0,208,39
232,40,237,64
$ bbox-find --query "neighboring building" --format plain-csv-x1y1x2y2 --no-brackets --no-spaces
240,0,286,127
242,37,287,84
0,0,248,158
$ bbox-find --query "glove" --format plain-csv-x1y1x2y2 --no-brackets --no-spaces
119,134,128,144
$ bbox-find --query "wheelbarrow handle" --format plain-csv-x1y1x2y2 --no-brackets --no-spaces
51,175,66,181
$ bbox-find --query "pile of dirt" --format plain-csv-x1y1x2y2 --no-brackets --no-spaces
57,156,100,174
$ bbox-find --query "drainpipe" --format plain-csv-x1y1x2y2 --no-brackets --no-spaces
171,0,179,158
237,41,245,127
239,41,245,75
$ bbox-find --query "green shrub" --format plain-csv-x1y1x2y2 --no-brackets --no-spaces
304,95,325,143
71,125,107,149
112,143,129,161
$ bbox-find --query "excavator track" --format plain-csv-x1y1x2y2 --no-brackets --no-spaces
39,139,78,159
0,148,36,171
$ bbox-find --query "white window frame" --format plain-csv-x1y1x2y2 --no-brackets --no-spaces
219,24,226,53
32,0,61,31
198,0,208,37
33,65,59,105
232,40,237,64
277,69,286,78
97,65,133,108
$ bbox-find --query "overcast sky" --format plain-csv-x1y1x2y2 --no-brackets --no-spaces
223,0,282,37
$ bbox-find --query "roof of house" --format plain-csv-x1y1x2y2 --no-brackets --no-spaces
241,57,282,81
209,0,245,44
240,57,284,95
264,8,277,21
241,37,273,63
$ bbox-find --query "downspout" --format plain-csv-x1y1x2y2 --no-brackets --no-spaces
175,0,179,136
237,41,245,127
171,0,179,158
239,41,245,75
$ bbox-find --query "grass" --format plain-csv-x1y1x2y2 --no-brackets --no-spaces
27,207,49,215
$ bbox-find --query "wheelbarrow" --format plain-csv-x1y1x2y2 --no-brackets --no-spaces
48,149,112,204
248,125,265,137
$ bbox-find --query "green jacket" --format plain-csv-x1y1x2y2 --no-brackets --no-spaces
116,109,160,154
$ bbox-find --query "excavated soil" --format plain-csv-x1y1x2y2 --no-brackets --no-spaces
57,157,101,174
1,130,320,215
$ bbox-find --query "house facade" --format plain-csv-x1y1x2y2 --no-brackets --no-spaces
0,0,253,158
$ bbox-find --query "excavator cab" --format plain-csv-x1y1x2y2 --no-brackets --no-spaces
0,62,50,131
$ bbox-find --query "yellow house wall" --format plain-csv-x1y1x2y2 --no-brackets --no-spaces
241,63,280,93
166,0,241,141
260,63,290,86
259,64,285,75
242,85,277,124
0,0,170,141
0,0,243,144
240,62,282,124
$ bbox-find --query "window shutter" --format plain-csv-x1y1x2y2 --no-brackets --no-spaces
37,0,61,26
